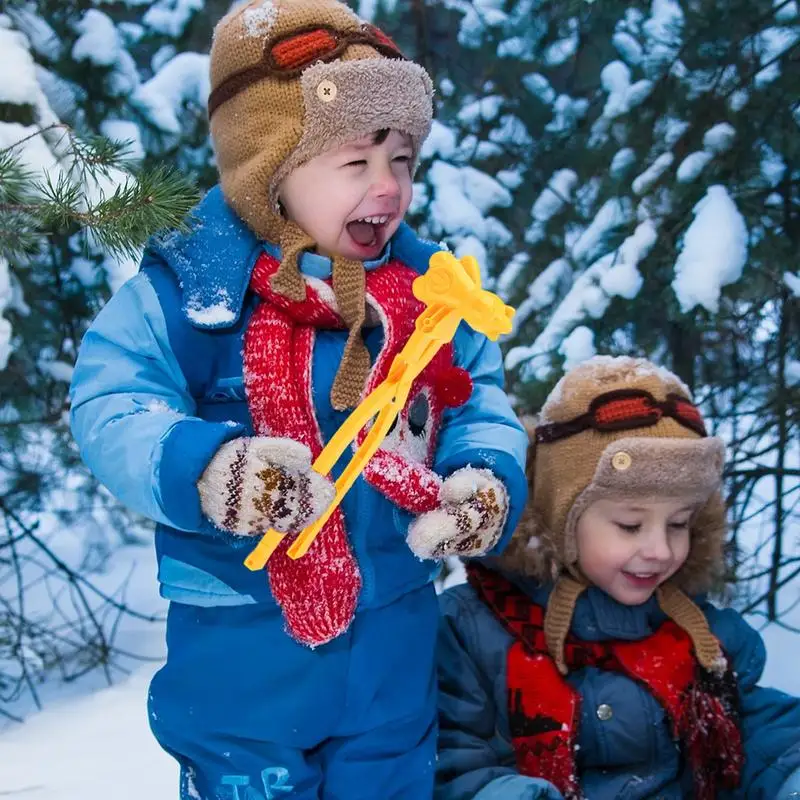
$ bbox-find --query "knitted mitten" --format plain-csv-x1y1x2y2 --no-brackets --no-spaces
197,437,334,536
406,466,509,559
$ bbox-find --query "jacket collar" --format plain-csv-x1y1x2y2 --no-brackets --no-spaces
145,185,440,329
488,563,671,642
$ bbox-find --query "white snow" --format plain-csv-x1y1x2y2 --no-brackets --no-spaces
527,169,578,244
0,27,43,105
186,298,236,326
419,121,457,161
610,148,636,179
658,116,690,147
543,19,579,66
508,219,655,379
728,90,750,112
545,94,589,135
0,663,176,799
457,2,507,49
632,152,674,195
559,325,596,370
457,95,503,127
784,271,800,297
71,9,120,67
642,0,685,77
761,144,787,186
601,219,657,299
613,31,643,65
438,77,455,97
703,123,736,153
242,0,279,38
522,72,556,105
775,0,799,21
100,119,145,162
498,36,533,60
601,60,632,119
626,79,654,109
37,359,75,383
0,256,12,370
598,60,655,121
511,258,572,332
427,160,511,246
495,252,529,300
152,44,176,73
677,150,714,183
460,166,513,214
753,26,800,87
144,0,203,38
496,169,523,190
6,5,61,60
571,198,633,263
672,186,749,313
132,52,209,135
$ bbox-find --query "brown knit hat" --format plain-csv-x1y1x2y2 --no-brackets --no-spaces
208,0,434,409
497,356,729,675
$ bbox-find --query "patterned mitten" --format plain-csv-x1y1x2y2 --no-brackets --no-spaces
406,466,509,559
197,437,334,536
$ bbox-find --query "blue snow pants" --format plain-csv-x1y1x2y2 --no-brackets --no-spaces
148,583,438,800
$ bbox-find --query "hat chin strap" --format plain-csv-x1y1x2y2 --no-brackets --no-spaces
271,220,314,302
330,251,369,410
270,219,371,412
544,573,588,676
656,581,724,675
544,570,724,677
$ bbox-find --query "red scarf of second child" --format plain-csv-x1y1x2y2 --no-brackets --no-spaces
467,563,743,800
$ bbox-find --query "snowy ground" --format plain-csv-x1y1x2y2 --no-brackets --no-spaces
1,553,799,799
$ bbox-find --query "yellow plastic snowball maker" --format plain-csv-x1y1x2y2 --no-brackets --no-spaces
243,251,515,571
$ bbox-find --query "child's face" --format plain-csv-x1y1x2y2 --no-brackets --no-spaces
575,498,695,605
279,130,414,261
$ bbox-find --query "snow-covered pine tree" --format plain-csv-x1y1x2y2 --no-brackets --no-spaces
0,4,201,720
374,0,799,614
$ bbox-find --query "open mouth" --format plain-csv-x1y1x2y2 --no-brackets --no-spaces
622,571,661,587
346,214,392,251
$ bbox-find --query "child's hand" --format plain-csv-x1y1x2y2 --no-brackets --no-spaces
197,437,334,537
406,466,508,559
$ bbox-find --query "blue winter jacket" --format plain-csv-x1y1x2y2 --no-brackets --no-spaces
69,187,528,611
436,569,800,800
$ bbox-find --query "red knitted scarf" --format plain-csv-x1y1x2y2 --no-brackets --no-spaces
467,564,743,800
244,252,471,646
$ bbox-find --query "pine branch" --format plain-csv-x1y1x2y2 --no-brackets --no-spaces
0,150,199,258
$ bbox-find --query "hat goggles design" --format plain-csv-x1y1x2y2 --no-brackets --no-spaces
535,389,707,445
209,23,405,117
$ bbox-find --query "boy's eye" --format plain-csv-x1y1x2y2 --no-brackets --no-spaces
344,159,367,168
668,520,691,531
393,154,411,162
615,522,641,534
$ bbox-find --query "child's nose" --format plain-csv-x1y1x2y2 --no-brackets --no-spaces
641,528,672,562
370,162,401,198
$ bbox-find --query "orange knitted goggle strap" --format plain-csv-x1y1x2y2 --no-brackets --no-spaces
209,23,406,117
535,389,707,444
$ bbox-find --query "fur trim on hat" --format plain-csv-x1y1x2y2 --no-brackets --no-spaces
498,358,729,597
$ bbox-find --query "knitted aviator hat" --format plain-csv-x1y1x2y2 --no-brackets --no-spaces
497,356,729,675
209,0,434,409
